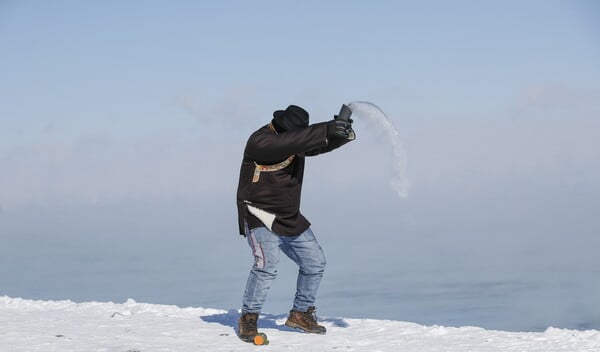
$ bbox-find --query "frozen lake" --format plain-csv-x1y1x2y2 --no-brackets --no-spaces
1,194,598,332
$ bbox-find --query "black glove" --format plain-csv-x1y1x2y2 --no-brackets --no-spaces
327,119,353,139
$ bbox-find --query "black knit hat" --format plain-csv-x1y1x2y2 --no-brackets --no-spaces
272,105,309,131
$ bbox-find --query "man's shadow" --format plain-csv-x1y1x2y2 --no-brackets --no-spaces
201,309,349,332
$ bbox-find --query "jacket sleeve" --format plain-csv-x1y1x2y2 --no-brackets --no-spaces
305,131,354,157
245,122,330,162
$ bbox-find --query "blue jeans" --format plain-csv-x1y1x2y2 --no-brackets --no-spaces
241,226,326,314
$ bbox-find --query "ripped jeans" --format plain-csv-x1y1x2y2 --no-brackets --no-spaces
241,226,326,314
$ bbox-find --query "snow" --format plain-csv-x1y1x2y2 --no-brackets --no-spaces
1,296,598,352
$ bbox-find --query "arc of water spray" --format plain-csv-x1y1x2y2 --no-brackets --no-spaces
345,101,409,198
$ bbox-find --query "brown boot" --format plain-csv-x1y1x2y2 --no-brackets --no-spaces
238,312,258,342
285,306,327,334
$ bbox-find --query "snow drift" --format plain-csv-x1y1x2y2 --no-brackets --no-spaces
1,296,598,351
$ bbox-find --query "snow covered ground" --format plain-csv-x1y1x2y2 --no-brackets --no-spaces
1,296,598,352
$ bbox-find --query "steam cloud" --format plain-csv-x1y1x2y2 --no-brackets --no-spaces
348,101,409,198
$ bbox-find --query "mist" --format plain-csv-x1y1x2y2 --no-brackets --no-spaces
2,89,599,330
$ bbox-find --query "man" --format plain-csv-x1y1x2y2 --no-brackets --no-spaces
236,104,355,342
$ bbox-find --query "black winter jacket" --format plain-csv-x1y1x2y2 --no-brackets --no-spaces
236,122,352,236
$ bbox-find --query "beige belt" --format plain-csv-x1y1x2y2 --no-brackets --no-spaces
252,155,295,183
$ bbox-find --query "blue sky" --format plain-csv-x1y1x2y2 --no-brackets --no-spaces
1,1,599,207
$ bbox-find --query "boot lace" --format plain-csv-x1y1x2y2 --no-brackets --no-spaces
301,307,319,327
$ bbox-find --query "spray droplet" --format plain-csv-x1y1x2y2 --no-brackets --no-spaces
348,101,409,198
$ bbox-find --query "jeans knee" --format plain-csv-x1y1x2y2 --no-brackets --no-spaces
251,265,278,280
316,248,327,271
317,254,326,271
301,255,326,275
